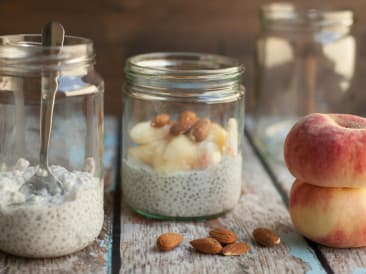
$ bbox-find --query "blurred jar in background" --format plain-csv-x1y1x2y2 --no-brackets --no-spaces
246,3,355,162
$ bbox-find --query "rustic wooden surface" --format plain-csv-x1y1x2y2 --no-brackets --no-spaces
252,136,366,274
3,118,366,273
0,117,119,274
119,138,326,274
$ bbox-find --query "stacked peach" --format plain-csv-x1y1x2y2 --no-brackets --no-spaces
285,113,366,248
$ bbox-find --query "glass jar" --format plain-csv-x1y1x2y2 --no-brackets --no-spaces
247,3,355,162
0,35,104,258
122,52,244,220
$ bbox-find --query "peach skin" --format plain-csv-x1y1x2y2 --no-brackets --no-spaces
289,179,366,248
284,113,366,188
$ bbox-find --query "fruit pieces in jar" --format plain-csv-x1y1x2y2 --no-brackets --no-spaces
127,111,239,173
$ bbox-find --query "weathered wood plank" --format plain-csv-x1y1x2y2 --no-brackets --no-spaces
119,137,325,274
2,0,366,116
0,117,119,274
253,135,366,274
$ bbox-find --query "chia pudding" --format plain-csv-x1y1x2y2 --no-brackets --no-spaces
0,158,103,258
123,114,243,219
123,155,242,218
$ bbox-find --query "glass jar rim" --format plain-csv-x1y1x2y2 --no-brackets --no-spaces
261,3,353,29
124,52,245,103
0,34,93,49
125,52,244,78
0,34,95,73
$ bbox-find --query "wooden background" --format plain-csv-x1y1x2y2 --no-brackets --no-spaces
0,0,365,115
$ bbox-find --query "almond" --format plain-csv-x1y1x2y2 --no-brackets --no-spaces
190,237,222,254
190,118,212,142
170,111,198,136
170,122,186,136
252,228,280,247
151,113,170,128
157,232,184,251
222,242,249,256
209,228,237,244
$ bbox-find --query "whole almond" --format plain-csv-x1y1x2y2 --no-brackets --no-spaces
190,237,223,254
222,242,250,256
170,111,198,136
190,118,212,142
157,233,184,251
209,228,237,244
170,122,186,136
252,228,280,247
151,113,170,128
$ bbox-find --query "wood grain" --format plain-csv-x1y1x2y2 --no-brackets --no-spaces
119,137,325,274
254,137,366,274
1,0,366,115
0,117,119,274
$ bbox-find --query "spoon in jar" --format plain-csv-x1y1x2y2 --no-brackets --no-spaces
20,22,65,196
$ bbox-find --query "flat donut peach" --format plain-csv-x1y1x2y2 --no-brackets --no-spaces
289,179,366,248
284,113,366,188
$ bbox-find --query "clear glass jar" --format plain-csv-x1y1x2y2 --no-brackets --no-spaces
122,52,244,220
247,3,355,162
0,35,104,258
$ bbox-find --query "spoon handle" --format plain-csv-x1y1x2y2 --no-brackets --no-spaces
18,22,65,197
42,22,65,49
39,22,64,170
39,75,58,169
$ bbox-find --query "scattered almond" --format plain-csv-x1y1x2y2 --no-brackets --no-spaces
190,237,223,254
151,113,170,128
252,228,280,247
157,233,184,251
170,111,198,136
190,118,212,142
222,242,249,256
209,227,237,244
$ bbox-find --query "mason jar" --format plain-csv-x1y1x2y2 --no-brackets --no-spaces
0,34,104,258
122,52,245,220
247,3,355,162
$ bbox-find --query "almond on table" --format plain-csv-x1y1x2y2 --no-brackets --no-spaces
157,233,184,252
209,227,237,244
222,242,250,256
190,237,223,254
252,227,280,247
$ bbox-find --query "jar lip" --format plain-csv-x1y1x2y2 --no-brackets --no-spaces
0,34,95,73
125,52,245,78
261,3,354,28
124,52,244,103
0,34,93,49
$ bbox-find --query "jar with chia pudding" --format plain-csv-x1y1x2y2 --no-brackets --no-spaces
0,34,104,257
122,52,244,220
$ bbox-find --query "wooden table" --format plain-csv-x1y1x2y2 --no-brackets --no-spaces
1,117,366,274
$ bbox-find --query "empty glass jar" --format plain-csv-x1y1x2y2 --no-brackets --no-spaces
247,3,355,162
122,52,245,220
0,34,104,257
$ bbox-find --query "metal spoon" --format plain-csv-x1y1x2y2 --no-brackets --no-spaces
20,22,65,196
